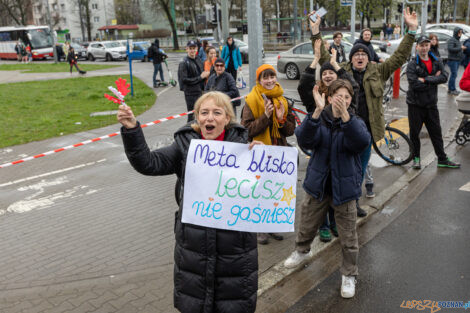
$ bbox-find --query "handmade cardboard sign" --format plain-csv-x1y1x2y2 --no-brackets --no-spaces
182,140,298,233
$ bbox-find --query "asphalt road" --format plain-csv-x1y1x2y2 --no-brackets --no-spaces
285,145,470,313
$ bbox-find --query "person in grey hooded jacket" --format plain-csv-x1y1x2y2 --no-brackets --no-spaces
447,27,466,95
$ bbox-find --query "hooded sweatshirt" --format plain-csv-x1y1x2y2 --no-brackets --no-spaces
354,30,381,63
447,27,463,61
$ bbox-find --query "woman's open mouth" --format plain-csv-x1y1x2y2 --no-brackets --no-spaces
205,125,215,132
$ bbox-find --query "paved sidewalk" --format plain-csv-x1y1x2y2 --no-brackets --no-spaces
0,61,464,312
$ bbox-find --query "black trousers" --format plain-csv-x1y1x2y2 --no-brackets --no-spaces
70,62,81,73
226,66,237,81
184,94,200,122
408,105,447,161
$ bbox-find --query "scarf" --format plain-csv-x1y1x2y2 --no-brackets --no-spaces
245,82,288,145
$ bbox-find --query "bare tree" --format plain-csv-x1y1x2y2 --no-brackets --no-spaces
115,0,143,24
0,0,32,25
148,0,179,49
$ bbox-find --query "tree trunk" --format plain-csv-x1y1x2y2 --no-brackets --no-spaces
158,0,179,50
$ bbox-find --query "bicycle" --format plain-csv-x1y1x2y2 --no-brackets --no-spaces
285,93,414,166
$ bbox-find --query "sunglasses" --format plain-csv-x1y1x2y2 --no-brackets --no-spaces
214,64,225,67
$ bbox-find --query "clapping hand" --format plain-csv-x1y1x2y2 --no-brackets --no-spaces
264,97,274,118
312,85,326,119
275,102,285,121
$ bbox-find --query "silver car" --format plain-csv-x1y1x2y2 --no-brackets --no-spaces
87,41,127,61
277,40,389,80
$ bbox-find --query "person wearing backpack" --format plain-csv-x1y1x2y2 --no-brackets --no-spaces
148,39,168,88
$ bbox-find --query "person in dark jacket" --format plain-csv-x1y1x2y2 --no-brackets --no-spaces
297,39,362,227
118,91,261,313
406,35,460,169
148,39,168,87
329,31,347,63
354,28,383,63
67,47,86,75
461,37,470,68
447,27,465,95
285,79,370,299
429,33,440,58
205,57,240,114
178,40,210,122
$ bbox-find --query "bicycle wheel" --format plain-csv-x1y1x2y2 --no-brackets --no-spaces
372,126,414,165
384,77,393,96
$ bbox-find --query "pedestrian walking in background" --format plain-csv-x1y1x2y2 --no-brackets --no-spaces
297,41,360,242
221,36,242,81
177,40,210,122
354,28,383,63
205,58,240,114
329,31,347,63
447,27,465,95
14,41,22,61
429,33,440,58
241,64,296,245
393,25,401,40
20,43,28,63
67,46,86,75
117,91,261,313
26,44,32,62
63,42,70,61
148,39,168,87
462,36,470,68
406,35,460,169
286,79,371,298
198,40,208,62
203,46,218,83
386,23,394,40
314,8,418,217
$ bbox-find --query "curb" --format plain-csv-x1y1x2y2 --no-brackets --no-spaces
257,114,463,297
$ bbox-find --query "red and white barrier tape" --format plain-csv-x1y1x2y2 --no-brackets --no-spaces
0,110,193,169
0,96,246,169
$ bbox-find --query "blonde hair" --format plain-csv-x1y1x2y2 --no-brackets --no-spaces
191,91,236,132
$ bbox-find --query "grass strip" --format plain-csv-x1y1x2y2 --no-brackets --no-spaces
0,75,155,148
0,63,121,73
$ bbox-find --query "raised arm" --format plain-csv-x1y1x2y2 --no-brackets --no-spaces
308,11,330,66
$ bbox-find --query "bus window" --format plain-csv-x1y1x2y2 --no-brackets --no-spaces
27,28,53,49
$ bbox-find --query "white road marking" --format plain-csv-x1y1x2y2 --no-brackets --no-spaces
0,159,106,188
459,181,470,192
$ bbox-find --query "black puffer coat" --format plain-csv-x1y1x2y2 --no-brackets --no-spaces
121,122,258,313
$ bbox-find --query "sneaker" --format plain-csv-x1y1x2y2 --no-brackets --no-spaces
365,183,375,198
448,90,460,96
269,233,284,241
319,229,332,242
284,250,313,268
412,157,421,169
437,158,461,169
330,225,339,237
356,200,367,217
257,233,269,245
341,275,356,298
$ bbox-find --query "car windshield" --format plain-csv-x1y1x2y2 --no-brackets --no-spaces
104,42,121,48
140,42,150,49
27,28,53,49
71,43,82,50
235,39,247,47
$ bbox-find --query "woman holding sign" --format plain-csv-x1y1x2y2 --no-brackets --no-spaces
117,91,259,313
241,64,296,244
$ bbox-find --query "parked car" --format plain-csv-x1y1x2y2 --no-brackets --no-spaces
323,33,388,52
426,23,470,38
127,41,152,62
277,40,390,80
387,29,468,61
70,42,87,60
87,41,127,61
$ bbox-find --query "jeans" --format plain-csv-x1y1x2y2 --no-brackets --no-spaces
447,60,460,91
360,139,372,184
153,63,164,85
319,206,336,230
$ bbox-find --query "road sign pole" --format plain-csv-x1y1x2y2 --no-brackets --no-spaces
351,0,356,42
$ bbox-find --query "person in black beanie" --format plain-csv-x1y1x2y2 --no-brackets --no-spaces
354,28,383,63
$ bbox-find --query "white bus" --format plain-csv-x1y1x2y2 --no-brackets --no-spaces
0,25,54,60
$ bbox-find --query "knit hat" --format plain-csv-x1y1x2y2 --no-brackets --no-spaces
349,43,371,61
256,64,276,81
214,57,225,65
320,62,338,77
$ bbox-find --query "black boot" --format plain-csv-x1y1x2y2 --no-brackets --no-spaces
356,200,367,217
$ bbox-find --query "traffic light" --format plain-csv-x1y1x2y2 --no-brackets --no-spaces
427,4,431,12
212,4,218,22
397,3,403,13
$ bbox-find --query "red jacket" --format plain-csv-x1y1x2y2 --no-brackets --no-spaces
460,63,470,92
